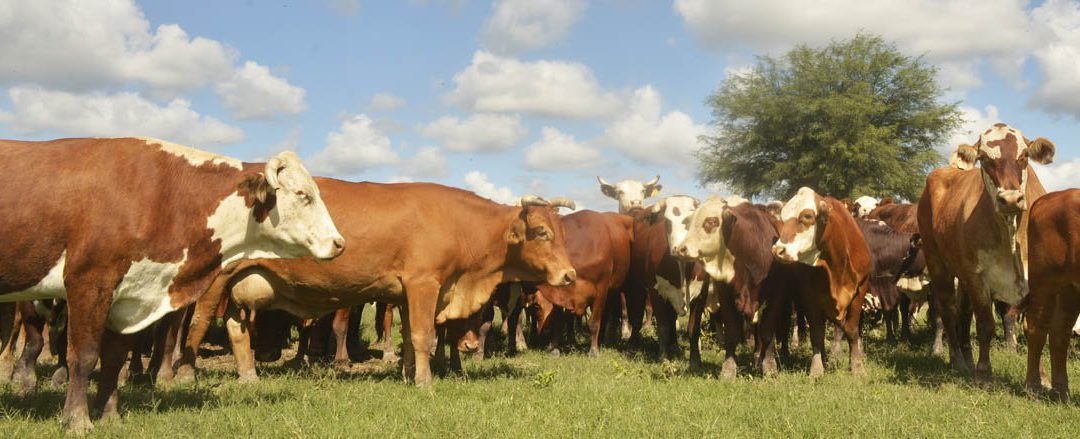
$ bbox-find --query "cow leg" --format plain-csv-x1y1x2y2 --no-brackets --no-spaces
347,305,364,361
806,305,826,378
717,283,741,379
505,303,525,356
973,299,996,382
474,304,493,360
898,294,912,341
587,286,610,357
398,304,415,382
50,321,69,386
928,296,945,357
403,281,438,386
148,309,182,385
432,325,448,375
1024,277,1054,393
650,291,678,360
928,267,964,370
619,292,632,341
687,290,707,373
829,324,843,364
844,287,867,376
1049,288,1080,402
995,301,1017,352
13,303,42,391
332,308,351,368
0,303,21,384
883,305,897,343
93,330,131,423
175,284,224,384
376,302,398,363
223,304,258,383
954,287,975,373
625,286,646,346
63,279,119,432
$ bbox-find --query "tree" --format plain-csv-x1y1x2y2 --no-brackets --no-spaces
696,34,962,201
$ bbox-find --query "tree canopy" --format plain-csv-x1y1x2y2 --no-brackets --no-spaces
696,34,963,201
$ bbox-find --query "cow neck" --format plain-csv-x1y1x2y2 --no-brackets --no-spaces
978,167,1024,259
433,204,522,324
210,164,287,269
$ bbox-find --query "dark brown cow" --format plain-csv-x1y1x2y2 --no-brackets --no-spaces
175,181,576,386
533,210,633,357
676,198,792,377
0,137,343,431
771,187,872,377
918,124,1054,379
1025,189,1080,400
855,218,924,341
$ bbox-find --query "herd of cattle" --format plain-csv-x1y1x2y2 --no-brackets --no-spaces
0,123,1077,432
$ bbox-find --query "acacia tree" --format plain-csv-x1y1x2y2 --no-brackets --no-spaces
697,34,962,201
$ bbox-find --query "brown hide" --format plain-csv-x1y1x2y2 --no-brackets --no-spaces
1024,189,1080,399
868,203,919,234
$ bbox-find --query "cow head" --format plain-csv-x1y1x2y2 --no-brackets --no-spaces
953,124,1055,215
772,187,828,265
674,196,746,282
239,151,345,260
505,196,577,287
852,196,878,218
598,175,662,213
649,195,700,255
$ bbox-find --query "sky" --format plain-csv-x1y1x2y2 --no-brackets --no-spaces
0,0,1078,210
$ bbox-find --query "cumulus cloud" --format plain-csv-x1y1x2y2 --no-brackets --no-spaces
1036,159,1080,192
524,127,600,171
1029,0,1080,118
464,171,517,204
600,86,707,167
0,0,235,94
481,0,586,55
308,114,400,177
216,61,307,120
367,93,408,112
420,113,527,153
0,85,243,146
400,146,449,179
444,51,622,119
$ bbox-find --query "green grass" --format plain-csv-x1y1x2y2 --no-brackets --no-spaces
3,310,1080,438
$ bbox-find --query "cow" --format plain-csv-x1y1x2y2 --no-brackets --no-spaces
675,197,792,377
532,210,633,357
625,195,710,360
852,196,879,218
473,283,531,358
1024,189,1080,400
0,137,343,431
918,124,1054,380
771,187,872,377
855,219,925,341
598,175,662,214
174,181,577,387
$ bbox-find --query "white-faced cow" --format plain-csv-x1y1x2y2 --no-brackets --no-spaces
918,123,1054,380
852,196,879,218
0,137,344,432
598,175,662,214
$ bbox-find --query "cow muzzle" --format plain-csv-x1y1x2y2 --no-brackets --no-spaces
996,189,1025,214
771,244,798,264
551,269,576,286
672,244,696,260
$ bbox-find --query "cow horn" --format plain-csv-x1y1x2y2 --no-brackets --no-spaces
519,195,551,207
645,175,660,187
549,197,576,210
597,176,611,186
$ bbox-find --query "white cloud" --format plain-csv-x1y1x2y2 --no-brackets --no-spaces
216,61,307,120
464,171,517,204
420,113,527,152
367,93,408,112
444,51,623,119
308,114,400,177
600,86,707,167
0,0,235,94
481,0,586,55
524,127,600,171
0,85,243,146
1036,159,1080,192
1029,0,1080,118
400,146,449,179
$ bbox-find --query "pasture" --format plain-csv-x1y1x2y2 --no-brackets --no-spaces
2,310,1077,437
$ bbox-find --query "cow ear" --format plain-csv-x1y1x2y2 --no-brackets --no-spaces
598,177,618,199
720,208,736,243
237,173,277,223
817,199,831,223
1025,137,1056,165
951,144,978,170
645,183,662,198
505,218,526,245
840,198,853,213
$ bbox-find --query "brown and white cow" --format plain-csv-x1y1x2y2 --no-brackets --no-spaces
174,180,576,386
533,210,633,357
1024,189,1080,400
675,196,791,377
852,196,879,219
772,187,872,377
598,175,662,214
855,218,924,341
918,124,1054,379
0,137,344,431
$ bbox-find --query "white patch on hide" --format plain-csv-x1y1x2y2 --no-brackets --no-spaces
140,137,243,170
107,251,188,334
655,275,686,316
5,252,68,301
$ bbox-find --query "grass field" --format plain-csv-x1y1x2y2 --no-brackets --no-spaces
2,309,1080,438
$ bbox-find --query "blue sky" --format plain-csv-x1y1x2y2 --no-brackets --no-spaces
1,0,1077,210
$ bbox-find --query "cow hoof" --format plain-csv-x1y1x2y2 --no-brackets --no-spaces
809,355,825,379
63,412,93,434
762,358,778,377
931,341,944,357
12,369,37,394
174,366,196,385
237,373,259,384
382,352,399,363
1051,387,1071,403
850,361,866,377
334,359,351,370
51,367,68,386
721,359,738,380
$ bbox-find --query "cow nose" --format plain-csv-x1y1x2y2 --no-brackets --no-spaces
772,244,787,260
563,269,577,285
674,245,689,257
997,190,1025,211
332,237,346,254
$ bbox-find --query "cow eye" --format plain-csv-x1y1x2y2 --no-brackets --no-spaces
531,227,552,241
